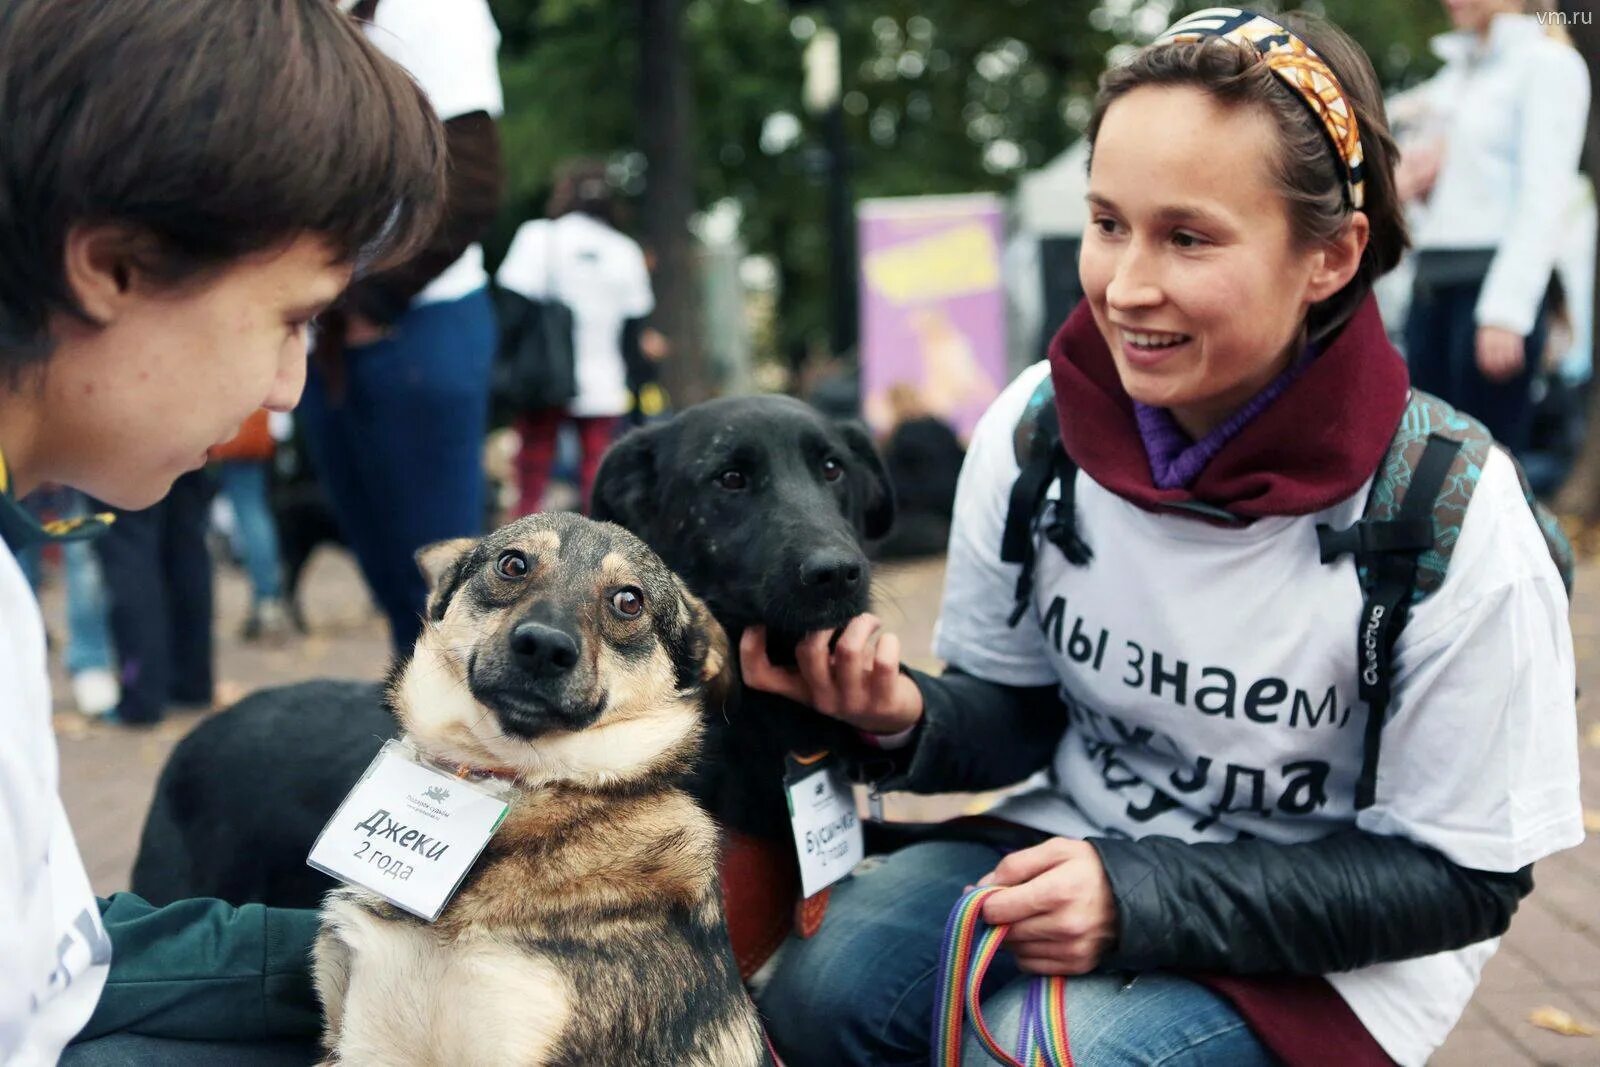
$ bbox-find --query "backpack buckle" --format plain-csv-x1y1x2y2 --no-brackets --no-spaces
1316,518,1433,564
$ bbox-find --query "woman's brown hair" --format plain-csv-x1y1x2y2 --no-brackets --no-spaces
1087,11,1408,343
0,0,448,365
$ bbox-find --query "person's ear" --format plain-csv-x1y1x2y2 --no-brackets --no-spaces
1306,212,1369,304
62,224,156,325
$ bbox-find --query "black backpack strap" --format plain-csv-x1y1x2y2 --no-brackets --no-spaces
1001,445,1058,626
1001,377,1091,627
1317,433,1461,810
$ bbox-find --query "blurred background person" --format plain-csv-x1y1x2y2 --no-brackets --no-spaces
497,158,656,515
210,409,292,642
91,471,215,726
299,0,505,653
1394,0,1590,454
873,383,965,560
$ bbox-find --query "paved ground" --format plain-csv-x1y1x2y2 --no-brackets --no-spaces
46,545,1600,1064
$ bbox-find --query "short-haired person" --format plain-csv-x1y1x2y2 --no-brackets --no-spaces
0,3,445,1064
747,10,1581,1067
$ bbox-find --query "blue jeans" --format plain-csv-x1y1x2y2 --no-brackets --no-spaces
13,491,112,673
299,288,495,653
757,840,1276,1067
92,469,215,722
216,460,283,602
64,495,115,675
1405,272,1548,455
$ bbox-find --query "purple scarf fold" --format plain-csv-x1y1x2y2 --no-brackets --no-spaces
1134,352,1312,490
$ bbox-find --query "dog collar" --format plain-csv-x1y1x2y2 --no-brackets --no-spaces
430,753,523,786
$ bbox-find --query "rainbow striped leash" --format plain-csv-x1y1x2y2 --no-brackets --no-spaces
933,887,1073,1067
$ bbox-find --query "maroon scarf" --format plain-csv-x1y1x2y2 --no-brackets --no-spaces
1047,294,1410,518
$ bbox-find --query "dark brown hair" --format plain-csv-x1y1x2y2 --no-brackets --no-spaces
1087,11,1407,342
0,0,448,366
546,158,619,228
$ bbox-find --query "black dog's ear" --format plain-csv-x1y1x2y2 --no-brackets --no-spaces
835,420,896,541
673,579,735,714
415,537,478,621
592,422,667,536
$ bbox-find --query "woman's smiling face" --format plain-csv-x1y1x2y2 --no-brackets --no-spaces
1079,84,1350,438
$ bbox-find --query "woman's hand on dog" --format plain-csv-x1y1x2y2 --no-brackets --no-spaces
975,837,1118,976
739,616,925,735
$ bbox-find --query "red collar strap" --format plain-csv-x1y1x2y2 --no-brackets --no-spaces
1046,294,1410,520
430,753,522,786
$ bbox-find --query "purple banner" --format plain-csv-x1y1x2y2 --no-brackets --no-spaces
858,194,1007,439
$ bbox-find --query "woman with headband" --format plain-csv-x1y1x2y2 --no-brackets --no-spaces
745,8,1581,1066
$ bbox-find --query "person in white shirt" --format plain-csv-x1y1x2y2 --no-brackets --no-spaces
497,159,658,515
0,3,445,1065
744,9,1581,1067
1394,0,1590,453
299,0,507,655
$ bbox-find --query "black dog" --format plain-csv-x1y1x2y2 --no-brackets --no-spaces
592,394,894,843
131,395,893,908
129,679,393,908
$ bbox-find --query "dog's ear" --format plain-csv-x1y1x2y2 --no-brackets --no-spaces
674,580,734,712
415,537,478,621
835,420,896,540
591,422,668,536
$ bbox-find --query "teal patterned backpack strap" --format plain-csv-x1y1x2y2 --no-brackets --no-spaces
1362,390,1492,602
1363,389,1575,599
1011,374,1059,467
1320,388,1576,809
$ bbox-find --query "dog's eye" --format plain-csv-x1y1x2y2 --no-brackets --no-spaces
822,458,844,482
717,469,748,491
610,587,644,619
496,551,529,580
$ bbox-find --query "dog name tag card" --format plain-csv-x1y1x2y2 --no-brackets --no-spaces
784,753,865,898
308,740,510,921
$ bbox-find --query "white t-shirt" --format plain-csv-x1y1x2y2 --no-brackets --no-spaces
0,541,109,1065
1393,14,1590,336
496,214,656,418
935,362,1583,1067
363,0,505,307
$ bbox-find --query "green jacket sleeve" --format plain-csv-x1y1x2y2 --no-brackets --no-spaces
74,893,322,1044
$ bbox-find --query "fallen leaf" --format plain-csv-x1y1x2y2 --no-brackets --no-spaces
1585,723,1600,750
1528,1006,1597,1037
1585,809,1600,835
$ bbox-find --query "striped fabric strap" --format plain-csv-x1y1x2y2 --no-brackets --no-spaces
0,449,115,550
933,887,1073,1067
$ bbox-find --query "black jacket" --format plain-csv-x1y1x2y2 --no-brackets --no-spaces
865,666,1531,975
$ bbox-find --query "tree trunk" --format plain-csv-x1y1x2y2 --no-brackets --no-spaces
1552,1,1600,517
636,0,708,405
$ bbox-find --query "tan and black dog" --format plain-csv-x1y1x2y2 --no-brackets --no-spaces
310,513,769,1067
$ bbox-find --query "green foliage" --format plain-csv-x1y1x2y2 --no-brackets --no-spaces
487,0,1451,359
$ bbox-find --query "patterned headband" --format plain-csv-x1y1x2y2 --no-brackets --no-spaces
1154,7,1366,210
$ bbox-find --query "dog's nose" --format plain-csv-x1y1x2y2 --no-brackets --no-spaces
509,621,580,678
799,551,863,591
